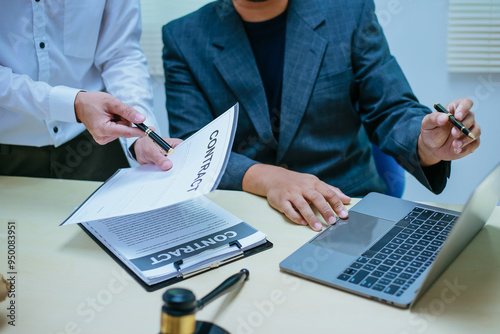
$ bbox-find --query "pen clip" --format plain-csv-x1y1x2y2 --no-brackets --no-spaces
175,242,244,279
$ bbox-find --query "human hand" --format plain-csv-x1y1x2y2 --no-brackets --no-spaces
418,98,481,166
0,274,10,302
242,164,351,232
132,136,183,170
74,91,147,145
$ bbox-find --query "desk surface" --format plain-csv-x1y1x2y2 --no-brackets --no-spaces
1,176,499,334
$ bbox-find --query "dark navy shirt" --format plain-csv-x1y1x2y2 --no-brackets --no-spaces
242,10,287,140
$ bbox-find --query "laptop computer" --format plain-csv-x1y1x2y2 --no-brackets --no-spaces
280,161,500,308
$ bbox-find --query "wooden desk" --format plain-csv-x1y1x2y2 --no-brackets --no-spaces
1,176,499,334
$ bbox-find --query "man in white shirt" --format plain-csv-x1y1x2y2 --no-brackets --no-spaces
0,0,180,181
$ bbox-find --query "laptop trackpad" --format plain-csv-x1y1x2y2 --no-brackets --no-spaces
311,211,395,256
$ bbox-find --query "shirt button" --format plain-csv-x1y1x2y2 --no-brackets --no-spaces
40,42,45,49
53,127,59,133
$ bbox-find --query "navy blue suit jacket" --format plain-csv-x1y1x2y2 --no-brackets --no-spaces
162,0,449,196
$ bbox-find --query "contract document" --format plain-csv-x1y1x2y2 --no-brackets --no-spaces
60,104,271,290
81,196,268,288
62,104,238,225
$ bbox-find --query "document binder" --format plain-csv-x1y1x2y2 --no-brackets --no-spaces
63,104,272,291
79,222,272,292
175,241,244,278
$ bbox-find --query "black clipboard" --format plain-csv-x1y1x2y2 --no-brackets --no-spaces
78,223,273,292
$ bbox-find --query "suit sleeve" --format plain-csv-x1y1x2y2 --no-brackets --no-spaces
162,24,258,190
350,0,449,194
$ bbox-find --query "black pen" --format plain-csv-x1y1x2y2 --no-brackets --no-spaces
433,103,476,141
134,123,175,155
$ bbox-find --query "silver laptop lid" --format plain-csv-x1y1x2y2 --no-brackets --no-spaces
411,161,500,306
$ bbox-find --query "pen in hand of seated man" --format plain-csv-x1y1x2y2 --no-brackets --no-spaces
418,97,480,167
74,91,183,170
241,98,481,233
434,103,476,141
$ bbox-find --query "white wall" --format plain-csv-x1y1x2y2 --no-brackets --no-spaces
141,0,213,136
374,0,500,204
146,0,500,204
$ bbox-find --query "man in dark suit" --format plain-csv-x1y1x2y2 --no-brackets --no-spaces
162,0,481,231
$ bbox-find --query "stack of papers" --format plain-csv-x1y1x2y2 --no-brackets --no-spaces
61,104,270,290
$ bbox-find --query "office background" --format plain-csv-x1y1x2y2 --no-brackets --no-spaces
140,0,500,205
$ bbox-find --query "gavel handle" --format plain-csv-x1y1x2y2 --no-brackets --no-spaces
197,269,249,311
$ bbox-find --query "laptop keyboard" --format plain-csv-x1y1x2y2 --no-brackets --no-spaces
337,207,458,297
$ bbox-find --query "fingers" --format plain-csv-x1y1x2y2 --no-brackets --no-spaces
243,165,351,232
74,91,149,144
101,122,146,141
148,145,173,170
447,104,481,154
112,102,146,124
331,186,352,205
453,137,480,156
91,124,145,145
445,97,473,121
166,138,184,148
451,115,481,155
281,201,308,227
421,101,475,149
279,181,350,232
133,136,183,170
421,112,450,132
444,98,479,140
284,198,321,230
100,100,148,139
419,98,481,164
299,206,324,231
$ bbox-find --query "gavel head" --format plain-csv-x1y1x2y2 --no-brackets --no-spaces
161,288,197,334
159,269,249,334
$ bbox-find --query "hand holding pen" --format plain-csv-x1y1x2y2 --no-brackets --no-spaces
134,123,175,155
132,125,183,170
434,103,476,140
418,98,480,166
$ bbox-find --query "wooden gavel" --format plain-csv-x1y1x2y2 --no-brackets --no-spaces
160,269,250,334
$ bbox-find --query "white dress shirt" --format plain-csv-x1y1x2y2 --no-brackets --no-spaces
0,0,158,162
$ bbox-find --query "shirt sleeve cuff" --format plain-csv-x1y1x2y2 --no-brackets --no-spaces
49,86,82,123
421,160,451,194
123,105,160,161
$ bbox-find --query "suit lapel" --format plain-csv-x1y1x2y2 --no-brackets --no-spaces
212,7,276,145
277,1,327,163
